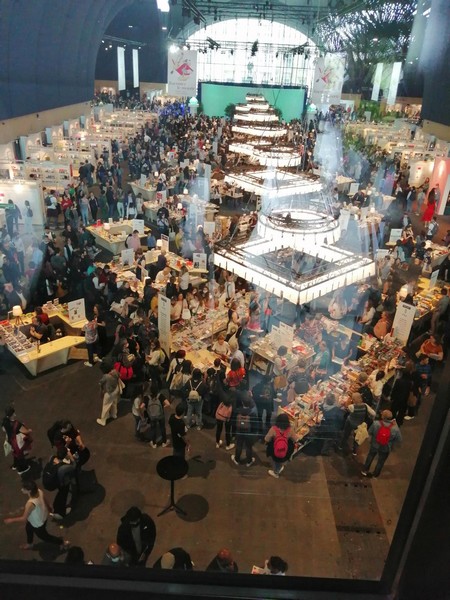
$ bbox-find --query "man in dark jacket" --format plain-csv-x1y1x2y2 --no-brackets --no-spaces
231,393,258,467
116,506,156,566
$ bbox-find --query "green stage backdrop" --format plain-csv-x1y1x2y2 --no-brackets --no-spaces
199,82,306,122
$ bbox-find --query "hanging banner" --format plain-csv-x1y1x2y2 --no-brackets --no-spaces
392,301,415,344
387,62,402,106
158,294,171,356
371,63,384,101
132,48,139,88
310,54,345,105
117,47,126,91
168,50,198,97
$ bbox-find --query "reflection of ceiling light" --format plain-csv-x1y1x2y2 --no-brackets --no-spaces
169,44,179,53
162,26,167,30
157,0,170,12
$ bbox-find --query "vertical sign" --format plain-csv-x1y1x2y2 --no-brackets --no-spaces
371,63,384,101
167,49,198,97
392,301,416,344
429,270,439,289
117,47,126,91
158,294,171,357
160,233,169,253
132,48,139,88
68,298,86,324
192,253,207,270
387,62,402,106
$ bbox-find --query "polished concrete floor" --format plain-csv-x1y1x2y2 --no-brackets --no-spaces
0,351,435,580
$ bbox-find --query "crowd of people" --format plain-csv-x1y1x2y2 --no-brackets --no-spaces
1,98,448,573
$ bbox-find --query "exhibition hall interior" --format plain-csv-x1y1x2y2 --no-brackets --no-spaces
0,1,449,599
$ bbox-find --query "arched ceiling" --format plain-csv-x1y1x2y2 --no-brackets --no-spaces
0,0,135,120
166,0,359,42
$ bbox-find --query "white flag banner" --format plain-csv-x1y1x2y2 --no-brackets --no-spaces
310,54,345,105
117,47,125,91
387,62,402,106
168,50,197,97
371,62,384,101
132,48,139,88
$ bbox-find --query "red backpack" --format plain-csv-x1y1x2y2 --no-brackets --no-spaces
273,426,289,459
375,421,394,446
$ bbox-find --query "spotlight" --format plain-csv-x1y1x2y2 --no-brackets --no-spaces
169,44,179,53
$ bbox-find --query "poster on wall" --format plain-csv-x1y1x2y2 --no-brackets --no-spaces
158,294,171,357
310,54,345,105
68,298,86,324
392,301,415,344
168,50,198,97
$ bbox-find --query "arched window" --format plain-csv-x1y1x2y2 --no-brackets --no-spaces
183,19,317,90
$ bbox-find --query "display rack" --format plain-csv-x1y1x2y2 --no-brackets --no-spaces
2,160,72,191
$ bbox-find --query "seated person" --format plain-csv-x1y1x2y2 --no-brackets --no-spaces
416,354,432,396
35,306,50,325
373,311,393,340
29,315,49,344
155,266,171,285
419,334,444,362
212,334,230,358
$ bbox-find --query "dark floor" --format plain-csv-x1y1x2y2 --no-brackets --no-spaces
0,347,437,579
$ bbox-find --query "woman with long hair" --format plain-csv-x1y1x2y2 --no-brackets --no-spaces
4,480,70,551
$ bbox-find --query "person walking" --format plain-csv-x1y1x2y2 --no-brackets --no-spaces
83,311,101,367
97,366,121,426
116,506,156,566
4,480,70,551
264,413,298,479
2,406,33,475
361,410,402,478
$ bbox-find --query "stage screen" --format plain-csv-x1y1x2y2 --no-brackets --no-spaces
199,82,306,122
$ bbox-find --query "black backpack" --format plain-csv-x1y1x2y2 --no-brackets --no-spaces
42,460,61,491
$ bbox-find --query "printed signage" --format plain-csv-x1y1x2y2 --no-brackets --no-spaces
167,50,198,97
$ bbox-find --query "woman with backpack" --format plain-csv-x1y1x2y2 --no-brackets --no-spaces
147,387,170,448
166,349,186,389
338,392,376,456
265,413,298,479
230,393,258,467
183,368,207,430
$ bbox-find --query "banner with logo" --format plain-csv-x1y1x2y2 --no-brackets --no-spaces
310,54,345,105
168,50,197,97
